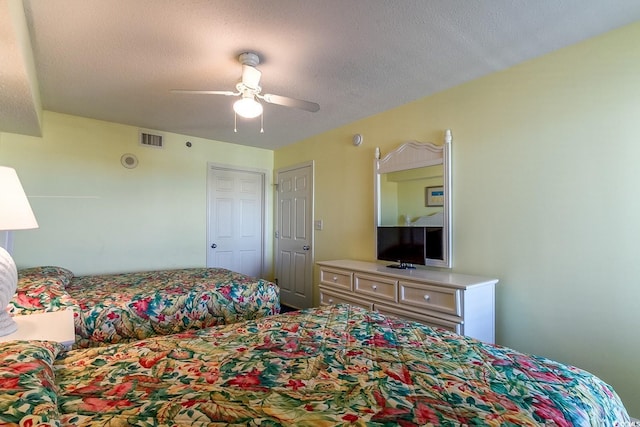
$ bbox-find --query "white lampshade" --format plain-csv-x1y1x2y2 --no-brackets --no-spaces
0,166,38,336
0,167,38,231
233,95,263,119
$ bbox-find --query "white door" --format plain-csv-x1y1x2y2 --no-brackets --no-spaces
275,162,313,308
207,165,265,278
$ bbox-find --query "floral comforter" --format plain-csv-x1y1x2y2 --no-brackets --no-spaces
12,266,280,348
2,304,628,426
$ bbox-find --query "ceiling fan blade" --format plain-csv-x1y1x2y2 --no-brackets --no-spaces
171,90,238,96
262,93,320,112
241,65,262,90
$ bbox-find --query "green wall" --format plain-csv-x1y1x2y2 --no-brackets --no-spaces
275,22,640,416
0,111,274,276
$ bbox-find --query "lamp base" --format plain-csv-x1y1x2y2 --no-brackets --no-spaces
0,311,17,336
0,246,18,337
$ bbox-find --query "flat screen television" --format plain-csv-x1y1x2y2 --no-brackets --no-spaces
376,226,443,268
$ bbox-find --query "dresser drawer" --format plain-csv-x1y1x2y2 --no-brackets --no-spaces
354,274,397,302
319,267,353,291
373,303,461,334
320,288,374,310
316,260,497,344
399,281,461,316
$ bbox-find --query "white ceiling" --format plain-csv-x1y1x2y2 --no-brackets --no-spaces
2,0,640,150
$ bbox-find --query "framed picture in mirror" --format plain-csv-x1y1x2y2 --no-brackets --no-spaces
425,186,444,207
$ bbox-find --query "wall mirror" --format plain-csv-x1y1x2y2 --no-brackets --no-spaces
374,130,452,268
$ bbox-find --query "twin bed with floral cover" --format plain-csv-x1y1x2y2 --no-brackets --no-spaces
9,266,280,348
0,303,632,426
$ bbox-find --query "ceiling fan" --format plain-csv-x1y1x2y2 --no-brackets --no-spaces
172,52,320,120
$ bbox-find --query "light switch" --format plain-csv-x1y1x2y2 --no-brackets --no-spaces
314,220,323,230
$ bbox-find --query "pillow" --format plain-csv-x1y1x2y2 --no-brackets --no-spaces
18,267,74,287
0,340,63,427
9,276,77,316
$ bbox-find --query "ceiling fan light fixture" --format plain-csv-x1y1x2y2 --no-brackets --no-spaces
233,95,263,118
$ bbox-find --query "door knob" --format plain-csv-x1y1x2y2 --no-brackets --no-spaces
302,245,310,251
211,243,217,249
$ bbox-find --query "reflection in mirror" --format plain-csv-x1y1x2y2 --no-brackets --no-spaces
374,130,452,268
379,164,443,226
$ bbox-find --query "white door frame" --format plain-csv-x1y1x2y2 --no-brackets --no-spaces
206,162,268,277
275,160,314,307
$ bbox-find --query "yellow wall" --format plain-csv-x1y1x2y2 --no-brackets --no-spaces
275,22,640,417
0,111,274,276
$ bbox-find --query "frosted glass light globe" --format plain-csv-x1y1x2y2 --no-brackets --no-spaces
233,97,263,118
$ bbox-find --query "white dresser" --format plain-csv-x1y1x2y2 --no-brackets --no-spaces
317,259,498,343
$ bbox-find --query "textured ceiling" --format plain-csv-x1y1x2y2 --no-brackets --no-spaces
2,0,640,150
0,0,41,136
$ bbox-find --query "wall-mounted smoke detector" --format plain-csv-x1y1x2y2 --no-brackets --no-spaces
121,153,138,169
139,130,164,148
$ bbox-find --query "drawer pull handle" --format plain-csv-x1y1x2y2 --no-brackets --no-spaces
332,276,338,282
372,285,377,291
423,294,430,301
328,299,334,304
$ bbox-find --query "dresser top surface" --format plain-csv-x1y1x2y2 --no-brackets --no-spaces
317,259,498,289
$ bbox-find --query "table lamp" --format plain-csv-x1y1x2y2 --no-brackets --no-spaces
0,166,38,336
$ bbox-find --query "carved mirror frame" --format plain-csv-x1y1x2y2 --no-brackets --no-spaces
374,129,452,268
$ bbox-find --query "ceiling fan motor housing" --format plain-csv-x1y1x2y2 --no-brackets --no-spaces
239,52,260,67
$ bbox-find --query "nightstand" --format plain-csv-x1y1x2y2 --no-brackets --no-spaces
0,310,76,350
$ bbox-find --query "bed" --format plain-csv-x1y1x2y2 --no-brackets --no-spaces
10,266,280,348
0,304,630,426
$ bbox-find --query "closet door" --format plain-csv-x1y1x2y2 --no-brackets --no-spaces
207,165,265,278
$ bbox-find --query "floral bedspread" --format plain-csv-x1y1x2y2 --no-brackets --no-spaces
65,268,280,348
10,266,77,316
12,266,280,349
48,304,630,426
0,340,63,427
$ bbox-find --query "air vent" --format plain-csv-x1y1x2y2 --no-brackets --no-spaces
139,131,164,148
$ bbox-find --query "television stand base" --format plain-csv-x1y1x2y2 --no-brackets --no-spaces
386,263,416,270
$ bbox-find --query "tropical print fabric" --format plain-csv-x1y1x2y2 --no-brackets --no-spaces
12,266,280,349
18,266,75,286
0,340,65,427
65,268,280,348
9,273,78,316
50,304,630,426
